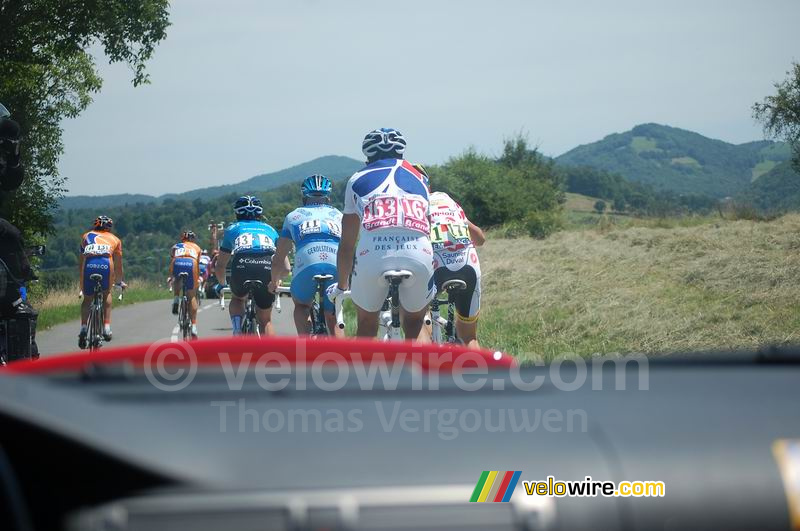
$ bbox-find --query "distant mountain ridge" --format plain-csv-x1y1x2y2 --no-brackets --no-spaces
555,123,791,198
59,155,363,210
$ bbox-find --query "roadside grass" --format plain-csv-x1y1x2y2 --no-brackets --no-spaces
32,279,171,331
479,213,800,360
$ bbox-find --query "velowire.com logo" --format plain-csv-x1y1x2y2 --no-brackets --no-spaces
469,471,521,503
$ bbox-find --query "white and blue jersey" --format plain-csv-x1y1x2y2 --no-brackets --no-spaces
221,220,279,256
343,158,436,313
280,204,342,310
343,158,431,235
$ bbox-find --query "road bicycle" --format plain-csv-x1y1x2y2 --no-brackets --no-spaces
309,274,334,337
85,274,105,351
240,279,263,336
334,269,413,341
429,279,467,344
176,272,193,340
85,274,124,351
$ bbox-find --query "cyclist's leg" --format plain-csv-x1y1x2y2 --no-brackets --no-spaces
396,248,436,343
290,268,315,335
316,265,343,338
324,311,343,338
252,275,276,336
229,296,246,334
355,305,380,337
349,248,390,338
451,263,481,349
187,288,199,337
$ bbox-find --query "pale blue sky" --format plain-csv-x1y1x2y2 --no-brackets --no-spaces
59,0,800,196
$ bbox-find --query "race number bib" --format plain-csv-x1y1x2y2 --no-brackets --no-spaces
326,220,342,238
83,243,111,256
234,233,275,253
430,222,471,251
362,196,429,234
173,247,198,259
299,219,322,237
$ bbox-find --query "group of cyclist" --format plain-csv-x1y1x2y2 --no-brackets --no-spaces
76,128,486,349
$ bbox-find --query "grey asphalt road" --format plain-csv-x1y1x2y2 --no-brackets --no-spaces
36,293,297,357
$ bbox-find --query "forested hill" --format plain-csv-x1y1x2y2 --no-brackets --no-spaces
555,123,791,198
738,160,800,211
58,155,363,210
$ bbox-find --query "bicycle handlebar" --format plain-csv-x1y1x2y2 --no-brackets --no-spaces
334,290,352,330
273,286,291,312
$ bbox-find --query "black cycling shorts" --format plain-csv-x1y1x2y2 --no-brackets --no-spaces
433,265,480,321
229,253,275,310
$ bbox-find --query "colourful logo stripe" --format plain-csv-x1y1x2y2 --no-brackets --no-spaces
477,471,499,502
501,471,522,502
470,471,490,502
493,471,515,502
487,472,504,501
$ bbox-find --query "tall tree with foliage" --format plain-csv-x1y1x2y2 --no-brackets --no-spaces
0,0,170,238
429,135,564,238
754,62,800,172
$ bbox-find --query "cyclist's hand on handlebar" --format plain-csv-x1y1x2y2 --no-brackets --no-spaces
214,283,227,295
115,281,127,290
267,280,280,294
326,282,347,303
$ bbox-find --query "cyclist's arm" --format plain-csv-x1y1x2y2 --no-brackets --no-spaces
113,245,124,285
78,252,84,291
271,237,292,282
467,220,486,247
215,251,231,283
336,214,359,290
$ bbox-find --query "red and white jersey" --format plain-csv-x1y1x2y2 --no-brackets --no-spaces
428,192,481,272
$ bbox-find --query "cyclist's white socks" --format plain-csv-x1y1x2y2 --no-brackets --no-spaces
191,324,198,335
104,324,112,334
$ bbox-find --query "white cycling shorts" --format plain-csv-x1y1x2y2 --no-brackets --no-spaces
351,230,435,313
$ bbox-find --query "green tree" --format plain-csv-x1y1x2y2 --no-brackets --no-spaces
594,200,607,214
754,62,800,172
0,0,170,238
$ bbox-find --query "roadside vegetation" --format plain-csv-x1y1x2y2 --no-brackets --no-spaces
33,279,170,331
478,213,800,360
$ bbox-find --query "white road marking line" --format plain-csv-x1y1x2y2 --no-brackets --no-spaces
171,302,215,341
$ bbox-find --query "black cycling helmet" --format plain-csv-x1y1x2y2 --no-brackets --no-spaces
234,195,263,220
93,215,113,231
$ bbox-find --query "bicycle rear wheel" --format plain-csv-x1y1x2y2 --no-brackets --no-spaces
88,302,101,351
179,296,191,340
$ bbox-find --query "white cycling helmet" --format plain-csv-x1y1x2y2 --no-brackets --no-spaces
362,128,406,161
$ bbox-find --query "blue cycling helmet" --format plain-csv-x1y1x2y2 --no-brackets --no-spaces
234,195,263,219
362,128,406,161
301,174,332,197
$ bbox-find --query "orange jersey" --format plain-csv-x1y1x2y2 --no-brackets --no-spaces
81,230,123,258
80,230,123,291
170,242,203,289
170,241,202,265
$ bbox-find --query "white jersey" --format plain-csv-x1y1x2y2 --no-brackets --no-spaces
344,158,435,313
343,158,431,236
428,191,481,273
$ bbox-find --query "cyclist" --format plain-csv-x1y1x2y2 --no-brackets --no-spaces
328,128,434,341
415,164,486,349
170,230,203,339
270,174,344,337
78,216,126,348
198,249,211,295
214,196,286,336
